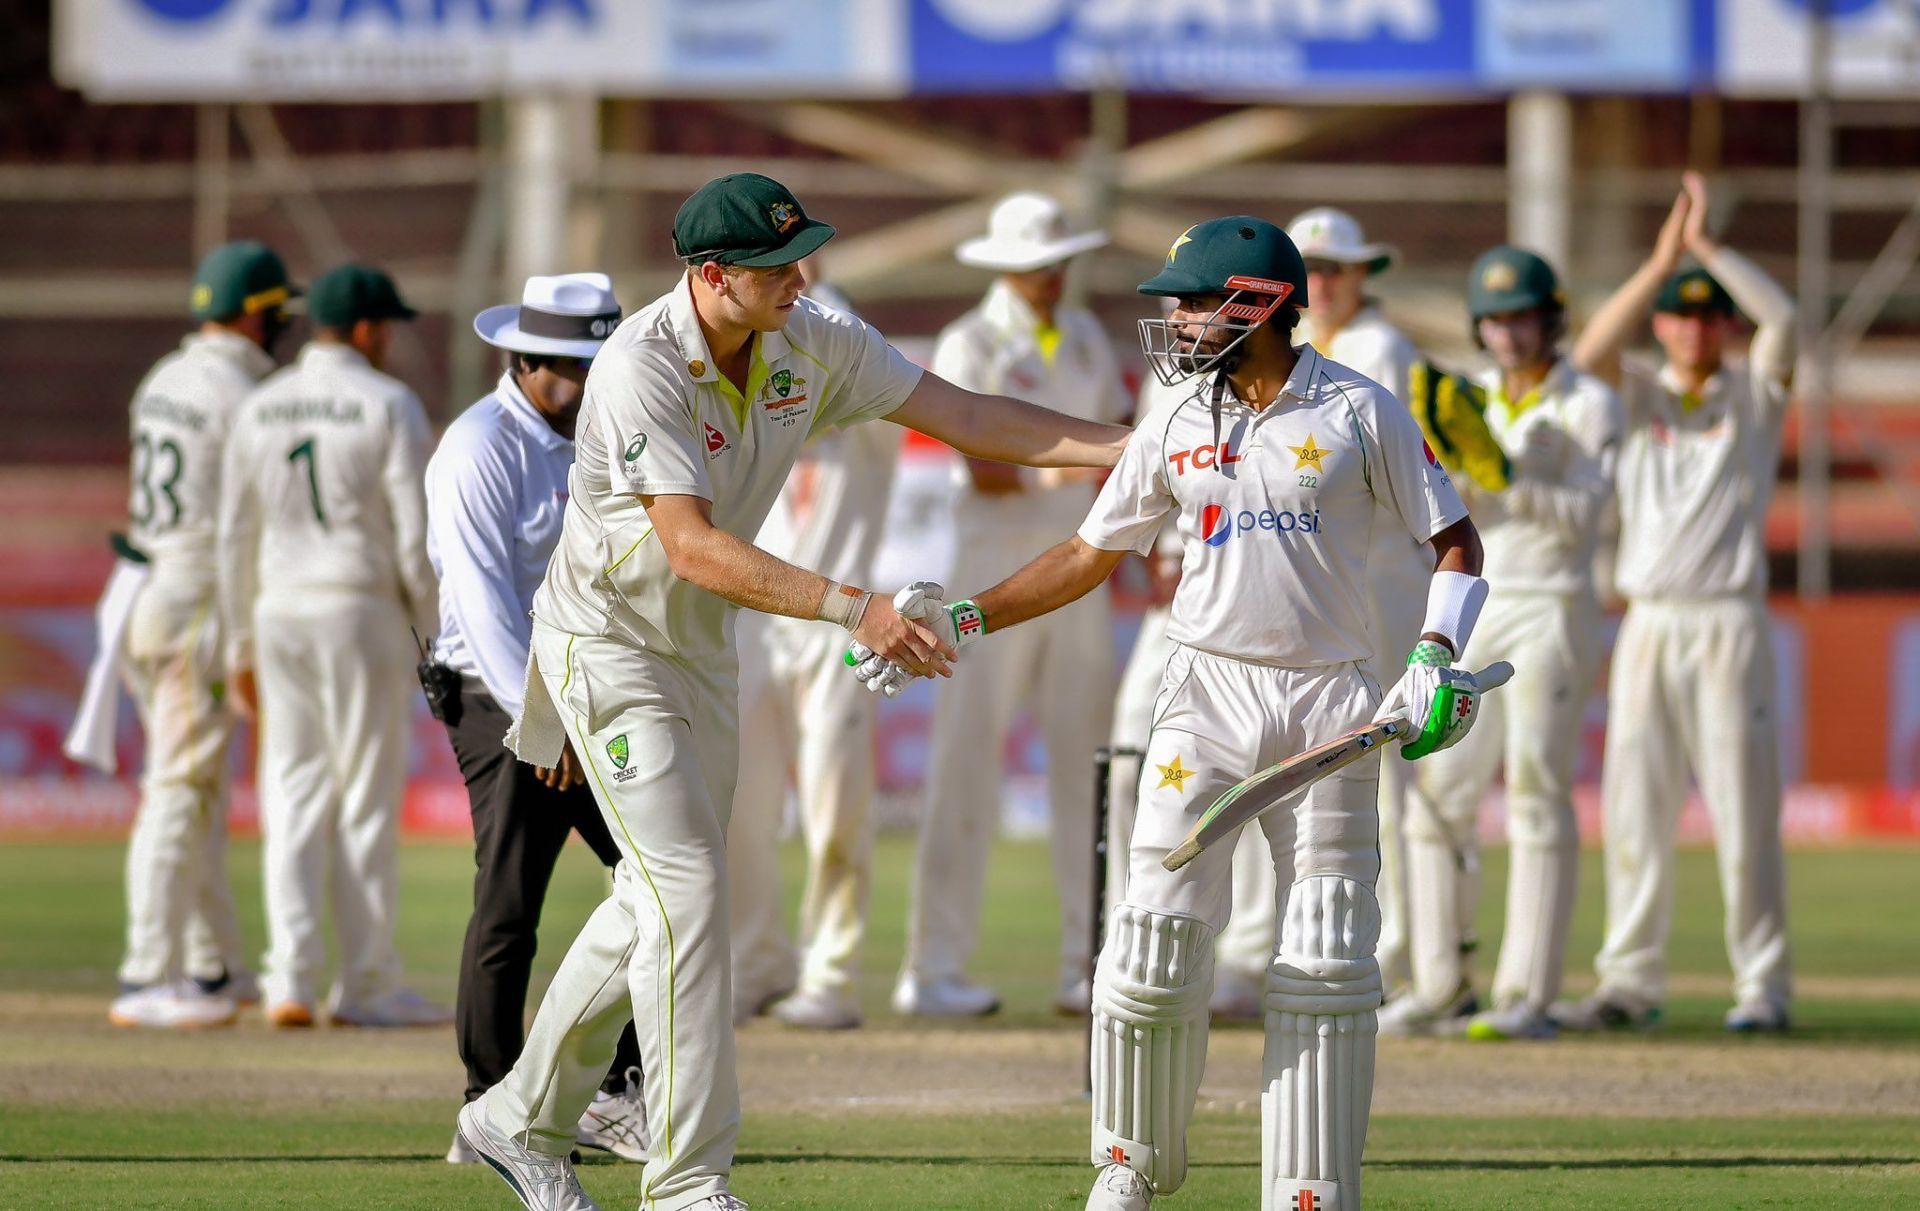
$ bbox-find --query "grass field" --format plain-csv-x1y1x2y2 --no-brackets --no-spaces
1,835,1917,1209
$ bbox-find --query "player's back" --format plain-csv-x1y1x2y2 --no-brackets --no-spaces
128,330,274,592
228,342,432,605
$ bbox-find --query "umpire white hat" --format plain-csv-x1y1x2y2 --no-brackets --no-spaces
474,273,622,359
1286,207,1397,276
957,192,1108,273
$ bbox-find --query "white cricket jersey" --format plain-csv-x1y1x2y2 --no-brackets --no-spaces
1473,359,1622,596
217,342,437,668
1321,307,1432,647
932,280,1131,548
125,329,276,597
532,276,924,660
425,372,574,716
1613,358,1788,601
1079,346,1467,668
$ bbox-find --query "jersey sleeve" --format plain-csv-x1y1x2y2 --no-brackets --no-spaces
214,412,262,672
386,392,440,640
1365,387,1469,543
811,307,926,430
597,354,713,500
425,424,534,715
1077,415,1174,555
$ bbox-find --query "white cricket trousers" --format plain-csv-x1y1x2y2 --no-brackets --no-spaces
1406,589,1598,1013
906,583,1116,986
119,581,247,988
1593,598,1791,1010
728,614,875,999
1216,586,1424,997
254,590,413,1009
479,624,741,1211
1107,606,1176,908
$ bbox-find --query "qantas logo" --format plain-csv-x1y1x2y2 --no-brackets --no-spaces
1167,440,1240,476
704,422,733,460
1199,502,1323,547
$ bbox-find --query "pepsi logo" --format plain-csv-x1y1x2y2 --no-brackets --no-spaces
1200,503,1232,547
131,0,234,19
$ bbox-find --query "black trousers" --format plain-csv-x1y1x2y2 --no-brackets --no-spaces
444,683,642,1102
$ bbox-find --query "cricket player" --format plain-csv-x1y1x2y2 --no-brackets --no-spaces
453,173,1130,1211
217,263,446,1028
728,284,899,1032
107,241,295,1029
899,191,1130,1018
1211,208,1430,1020
433,272,648,1165
852,216,1489,1211
1559,173,1795,1033
1386,247,1620,1042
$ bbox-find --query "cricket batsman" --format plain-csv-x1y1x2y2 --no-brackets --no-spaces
454,172,1130,1211
1560,173,1795,1033
853,216,1490,1211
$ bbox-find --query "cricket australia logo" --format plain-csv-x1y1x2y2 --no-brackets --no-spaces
768,200,800,234
607,734,638,783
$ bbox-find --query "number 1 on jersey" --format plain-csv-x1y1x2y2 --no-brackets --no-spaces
288,438,327,527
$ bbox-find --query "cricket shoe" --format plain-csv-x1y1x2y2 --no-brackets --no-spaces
1465,1001,1558,1041
457,1101,600,1211
448,1128,482,1164
266,999,315,1028
773,986,863,1031
576,1067,649,1162
891,973,999,1018
1547,991,1662,1033
684,1196,749,1210
330,987,453,1027
1376,982,1479,1038
108,980,237,1030
1054,971,1093,1017
1724,997,1790,1034
1085,1163,1153,1210
732,978,795,1027
1208,967,1264,1023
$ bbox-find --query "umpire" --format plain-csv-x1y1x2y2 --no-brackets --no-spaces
426,273,647,1165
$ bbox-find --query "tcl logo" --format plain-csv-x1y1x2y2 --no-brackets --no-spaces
1167,441,1240,476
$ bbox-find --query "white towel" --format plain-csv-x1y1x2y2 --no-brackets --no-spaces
503,646,566,767
63,558,150,774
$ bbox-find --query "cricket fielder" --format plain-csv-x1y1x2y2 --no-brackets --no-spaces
1387,247,1621,1042
217,264,446,1028
853,216,1488,1211
453,173,1129,1211
901,191,1129,1018
1560,173,1795,1033
1212,208,1430,1019
727,406,900,1032
107,241,296,1029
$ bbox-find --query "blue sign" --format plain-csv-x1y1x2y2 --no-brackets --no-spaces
908,0,1706,95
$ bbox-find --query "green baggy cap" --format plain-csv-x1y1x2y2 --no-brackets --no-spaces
190,241,298,321
308,264,419,328
672,173,836,269
1655,268,1737,317
1467,245,1564,319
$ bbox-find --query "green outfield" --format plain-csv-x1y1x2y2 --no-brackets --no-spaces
1,835,1916,1209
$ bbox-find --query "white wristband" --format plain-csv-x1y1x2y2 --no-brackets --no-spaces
1421,570,1488,656
817,581,873,631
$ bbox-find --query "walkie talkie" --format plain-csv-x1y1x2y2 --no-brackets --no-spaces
413,628,462,726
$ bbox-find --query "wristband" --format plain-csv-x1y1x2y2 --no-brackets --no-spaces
1420,570,1488,656
817,581,873,631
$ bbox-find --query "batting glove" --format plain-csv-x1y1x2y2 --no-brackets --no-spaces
1378,641,1492,760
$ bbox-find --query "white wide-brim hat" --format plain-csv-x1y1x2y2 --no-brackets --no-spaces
1286,207,1397,276
956,192,1109,273
474,272,622,359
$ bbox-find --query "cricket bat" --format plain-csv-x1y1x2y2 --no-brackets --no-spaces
1162,661,1514,872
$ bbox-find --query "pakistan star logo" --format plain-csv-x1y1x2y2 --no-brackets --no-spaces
771,369,792,398
606,734,630,770
1156,754,1196,794
1289,434,1330,473
1167,225,1196,265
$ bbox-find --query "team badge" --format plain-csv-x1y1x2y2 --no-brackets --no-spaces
1167,226,1196,265
1481,261,1518,292
771,368,793,398
1681,277,1712,303
606,734,629,770
768,200,800,234
1156,754,1196,793
1289,434,1330,473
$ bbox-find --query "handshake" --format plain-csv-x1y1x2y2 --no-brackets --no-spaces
842,581,985,698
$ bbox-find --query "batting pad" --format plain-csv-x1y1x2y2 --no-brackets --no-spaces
1262,876,1382,1211
1090,903,1215,1194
